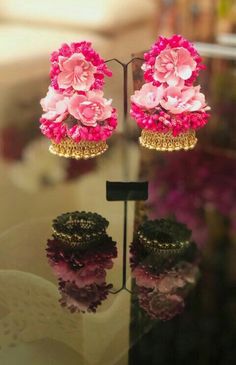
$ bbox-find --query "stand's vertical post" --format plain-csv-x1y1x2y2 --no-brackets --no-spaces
123,63,128,131
105,57,146,294
123,63,129,180
106,181,148,293
122,200,128,288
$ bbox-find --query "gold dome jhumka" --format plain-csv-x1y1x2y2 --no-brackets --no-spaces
49,139,108,159
139,129,197,152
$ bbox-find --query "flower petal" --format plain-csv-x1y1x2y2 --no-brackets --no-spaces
178,65,192,80
57,71,74,89
166,73,179,86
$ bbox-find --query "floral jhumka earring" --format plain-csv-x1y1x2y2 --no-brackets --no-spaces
39,42,117,159
130,35,211,151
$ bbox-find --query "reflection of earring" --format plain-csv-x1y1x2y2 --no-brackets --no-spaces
52,211,109,247
130,219,199,320
130,34,210,151
47,211,117,313
40,42,117,159
137,219,191,258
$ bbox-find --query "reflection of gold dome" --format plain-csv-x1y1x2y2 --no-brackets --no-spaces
139,129,197,152
49,138,108,159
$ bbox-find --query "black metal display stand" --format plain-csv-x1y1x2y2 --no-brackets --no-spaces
105,58,148,294
107,181,148,293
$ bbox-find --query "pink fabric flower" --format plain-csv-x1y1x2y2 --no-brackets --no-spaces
57,53,97,91
153,47,197,87
40,87,69,122
160,85,208,114
68,90,113,127
50,42,112,92
131,83,164,109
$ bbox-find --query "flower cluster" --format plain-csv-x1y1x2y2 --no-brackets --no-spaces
40,42,117,143
47,234,117,313
130,35,210,136
143,35,204,86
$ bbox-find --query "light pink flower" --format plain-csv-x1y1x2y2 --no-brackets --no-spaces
154,47,197,87
40,86,69,122
57,53,97,91
131,83,164,109
68,90,113,127
160,85,208,114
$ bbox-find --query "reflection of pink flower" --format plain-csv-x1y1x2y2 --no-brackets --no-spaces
59,281,112,313
153,47,197,87
133,266,157,289
133,263,198,294
40,87,69,122
52,261,106,287
157,274,185,293
179,262,200,284
131,83,164,109
68,90,113,127
150,293,185,320
160,85,208,114
138,288,185,321
57,53,96,91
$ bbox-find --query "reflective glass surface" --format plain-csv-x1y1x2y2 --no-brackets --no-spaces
0,54,235,365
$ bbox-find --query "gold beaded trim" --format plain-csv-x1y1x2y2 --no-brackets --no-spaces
49,138,108,159
139,129,197,152
52,211,109,247
52,228,106,245
138,231,190,253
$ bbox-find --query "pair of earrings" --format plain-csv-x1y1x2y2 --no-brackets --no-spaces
40,35,210,159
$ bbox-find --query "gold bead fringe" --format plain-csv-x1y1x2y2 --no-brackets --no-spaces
49,138,108,159
139,129,197,152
